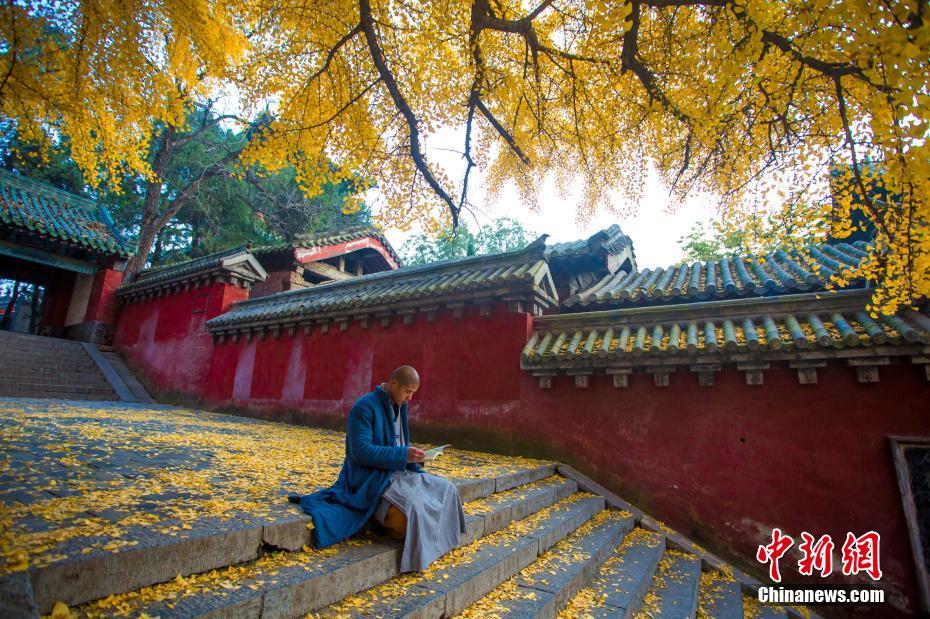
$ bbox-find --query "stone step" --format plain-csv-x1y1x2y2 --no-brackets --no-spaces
99,351,155,403
462,473,578,541
745,597,790,619
0,376,110,390
557,527,666,618
0,336,90,349
0,360,100,373
1,371,108,382
2,356,101,368
0,350,97,363
314,493,616,619
0,337,87,351
0,388,118,400
456,508,635,618
1,367,104,379
34,466,560,614
635,549,701,618
697,571,744,618
0,354,99,367
0,382,114,395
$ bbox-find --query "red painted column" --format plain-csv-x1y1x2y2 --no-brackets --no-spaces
84,265,124,326
62,261,125,343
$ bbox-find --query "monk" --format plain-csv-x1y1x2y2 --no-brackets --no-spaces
291,366,466,572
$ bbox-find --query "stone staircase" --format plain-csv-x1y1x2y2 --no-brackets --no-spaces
0,331,118,400
0,331,153,402
26,465,809,619
96,344,156,403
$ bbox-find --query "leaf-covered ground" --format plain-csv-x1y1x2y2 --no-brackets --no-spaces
0,398,548,577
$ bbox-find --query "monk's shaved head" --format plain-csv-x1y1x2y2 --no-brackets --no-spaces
390,365,420,387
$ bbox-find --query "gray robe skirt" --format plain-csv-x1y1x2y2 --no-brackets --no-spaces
374,412,467,571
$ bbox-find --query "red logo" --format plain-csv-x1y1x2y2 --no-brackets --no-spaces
841,531,882,580
757,529,882,582
756,528,794,582
798,532,835,577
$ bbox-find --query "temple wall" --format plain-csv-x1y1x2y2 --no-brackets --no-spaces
112,281,928,615
114,281,249,395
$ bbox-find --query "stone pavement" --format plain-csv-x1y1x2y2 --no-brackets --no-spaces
0,398,546,583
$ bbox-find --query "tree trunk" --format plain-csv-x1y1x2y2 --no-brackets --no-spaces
121,122,242,280
152,228,165,265
125,213,164,279
28,284,41,334
1,281,21,330
123,127,175,281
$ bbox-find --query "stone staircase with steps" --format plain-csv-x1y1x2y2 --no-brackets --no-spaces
95,345,156,403
0,331,153,402
0,331,117,400
38,464,812,619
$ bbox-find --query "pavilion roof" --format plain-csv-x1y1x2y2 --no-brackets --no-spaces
251,225,402,268
0,170,130,257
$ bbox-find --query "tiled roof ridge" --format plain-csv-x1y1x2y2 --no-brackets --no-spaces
225,233,550,312
565,240,871,309
0,169,130,256
545,224,633,258
117,244,266,300
205,235,559,332
133,243,252,280
522,289,930,368
0,168,98,211
291,224,380,244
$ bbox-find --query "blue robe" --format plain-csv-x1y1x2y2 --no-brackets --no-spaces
299,385,424,548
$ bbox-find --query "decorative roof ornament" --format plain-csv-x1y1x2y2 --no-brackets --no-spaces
544,224,634,262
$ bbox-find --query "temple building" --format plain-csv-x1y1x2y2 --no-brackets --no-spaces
248,226,402,297
0,170,130,342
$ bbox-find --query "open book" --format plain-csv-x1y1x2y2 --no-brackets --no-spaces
423,444,451,462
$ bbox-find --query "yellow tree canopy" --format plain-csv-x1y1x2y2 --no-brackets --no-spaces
1,0,928,313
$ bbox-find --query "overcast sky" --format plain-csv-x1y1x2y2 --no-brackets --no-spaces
215,91,719,269
373,126,719,269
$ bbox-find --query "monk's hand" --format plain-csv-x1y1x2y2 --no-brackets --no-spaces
407,447,426,463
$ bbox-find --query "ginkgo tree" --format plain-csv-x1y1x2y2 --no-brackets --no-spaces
1,0,927,313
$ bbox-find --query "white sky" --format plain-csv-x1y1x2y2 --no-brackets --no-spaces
373,126,719,269
215,89,720,269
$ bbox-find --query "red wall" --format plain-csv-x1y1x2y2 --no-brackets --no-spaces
517,368,926,616
113,282,929,616
84,264,124,325
114,282,248,394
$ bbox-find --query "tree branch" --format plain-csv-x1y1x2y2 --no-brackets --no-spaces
476,99,531,164
305,24,363,84
359,0,459,226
